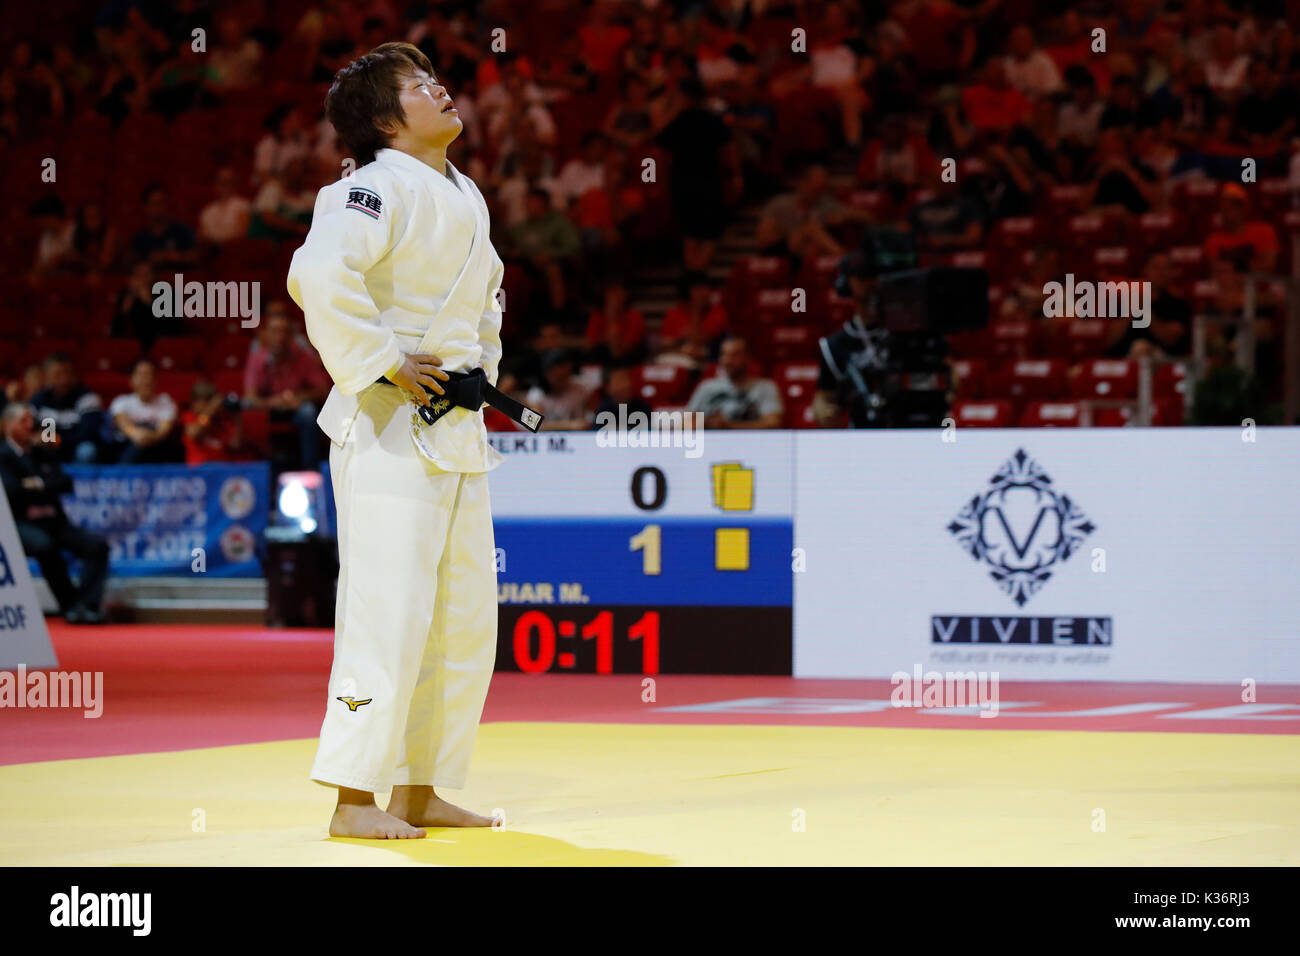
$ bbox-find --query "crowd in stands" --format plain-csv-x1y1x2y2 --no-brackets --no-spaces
3,0,1297,448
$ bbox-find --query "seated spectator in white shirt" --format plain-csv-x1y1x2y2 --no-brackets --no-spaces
107,360,181,463
1002,25,1062,99
199,167,253,244
553,132,608,208
686,337,783,429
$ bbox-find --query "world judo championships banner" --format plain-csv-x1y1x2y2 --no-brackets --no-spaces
0,490,57,669
59,463,270,577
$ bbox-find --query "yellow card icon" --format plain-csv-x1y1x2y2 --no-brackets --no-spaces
715,528,750,571
711,463,754,511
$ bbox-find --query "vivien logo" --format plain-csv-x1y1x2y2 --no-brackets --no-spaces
948,448,1096,606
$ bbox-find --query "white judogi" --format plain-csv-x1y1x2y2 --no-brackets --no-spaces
287,147,504,791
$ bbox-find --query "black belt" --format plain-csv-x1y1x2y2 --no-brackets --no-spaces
378,367,544,433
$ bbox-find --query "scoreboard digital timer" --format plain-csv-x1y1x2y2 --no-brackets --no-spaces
487,432,794,674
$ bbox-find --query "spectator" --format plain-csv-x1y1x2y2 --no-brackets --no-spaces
199,166,253,244
1098,75,1141,131
249,155,316,241
578,2,632,76
757,164,855,259
253,104,312,185
30,353,105,464
857,114,937,191
208,14,264,91
1204,183,1278,273
603,73,654,149
30,194,76,276
507,188,582,318
960,60,1030,136
686,337,782,429
130,185,197,270
1003,25,1063,98
909,178,984,250
111,260,182,351
1236,59,1297,155
1107,253,1192,359
1205,24,1249,99
652,75,738,271
243,307,328,469
4,365,44,405
585,280,647,367
592,366,652,428
70,201,118,274
1008,97,1072,184
526,350,594,430
658,273,728,366
1,403,110,624
180,379,248,465
1058,65,1106,155
107,359,180,463
553,131,608,210
1087,128,1160,216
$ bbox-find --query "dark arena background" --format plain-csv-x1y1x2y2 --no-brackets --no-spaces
0,0,1296,915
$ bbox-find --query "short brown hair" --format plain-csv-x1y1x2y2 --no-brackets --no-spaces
325,42,435,165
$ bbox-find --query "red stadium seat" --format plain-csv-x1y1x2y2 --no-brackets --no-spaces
778,361,820,427
762,324,817,363
206,335,254,374
754,287,795,325
631,364,692,406
733,255,791,292
1091,405,1134,427
985,320,1040,362
1020,401,1081,427
85,338,143,373
1050,319,1110,361
1134,211,1180,259
795,255,840,296
993,359,1069,401
1092,245,1132,276
1045,185,1087,219
82,372,130,403
1167,244,1207,283
1172,178,1222,224
150,336,205,371
1154,361,1188,401
22,338,77,368
155,371,201,405
952,400,1015,427
1071,359,1138,400
212,369,245,397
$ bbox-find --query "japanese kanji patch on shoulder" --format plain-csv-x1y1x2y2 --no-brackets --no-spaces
345,186,383,219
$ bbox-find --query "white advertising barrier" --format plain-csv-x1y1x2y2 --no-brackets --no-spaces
0,491,58,670
794,428,1300,683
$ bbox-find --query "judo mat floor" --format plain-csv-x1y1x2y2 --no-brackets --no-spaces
1,624,1297,867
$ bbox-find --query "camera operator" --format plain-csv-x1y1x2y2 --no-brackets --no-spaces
814,229,963,429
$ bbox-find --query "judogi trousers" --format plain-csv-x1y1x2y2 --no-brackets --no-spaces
310,384,497,792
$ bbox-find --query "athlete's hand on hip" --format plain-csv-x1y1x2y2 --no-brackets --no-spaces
391,352,450,401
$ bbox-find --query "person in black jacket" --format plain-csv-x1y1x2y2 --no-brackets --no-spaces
0,403,109,624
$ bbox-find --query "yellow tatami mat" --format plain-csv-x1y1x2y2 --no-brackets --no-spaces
1,723,1296,866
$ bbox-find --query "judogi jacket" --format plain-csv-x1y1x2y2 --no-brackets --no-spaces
287,147,505,473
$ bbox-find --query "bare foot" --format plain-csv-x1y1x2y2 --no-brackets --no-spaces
329,803,427,839
387,786,499,828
